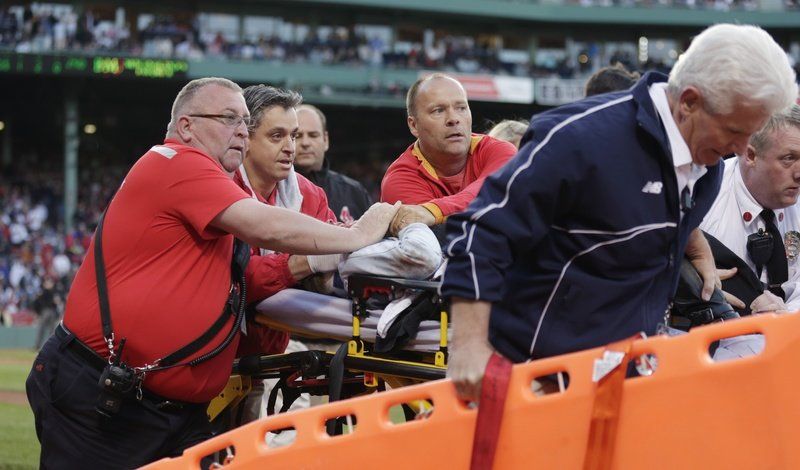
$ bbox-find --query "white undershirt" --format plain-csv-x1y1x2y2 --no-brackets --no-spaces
648,82,707,219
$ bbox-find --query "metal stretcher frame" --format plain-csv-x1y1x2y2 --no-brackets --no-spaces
207,274,448,422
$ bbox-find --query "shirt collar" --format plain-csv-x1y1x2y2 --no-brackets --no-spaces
411,134,483,180
732,158,785,227
648,82,694,171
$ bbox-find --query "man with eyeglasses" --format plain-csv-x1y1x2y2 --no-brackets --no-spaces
26,77,398,468
701,104,800,319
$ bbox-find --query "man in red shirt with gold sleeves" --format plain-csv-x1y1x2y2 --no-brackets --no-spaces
381,73,517,236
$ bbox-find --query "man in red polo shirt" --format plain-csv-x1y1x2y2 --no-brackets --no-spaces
234,84,340,358
381,73,517,236
26,77,398,468
233,84,345,428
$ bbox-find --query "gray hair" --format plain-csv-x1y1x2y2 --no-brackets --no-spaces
406,73,464,117
166,77,242,136
488,119,528,144
242,84,303,131
668,24,797,115
750,104,800,154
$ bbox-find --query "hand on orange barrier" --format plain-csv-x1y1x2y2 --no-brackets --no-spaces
448,298,495,402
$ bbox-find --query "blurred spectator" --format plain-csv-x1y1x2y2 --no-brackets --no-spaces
487,119,529,149
0,165,123,326
33,275,65,349
6,3,791,83
584,62,640,96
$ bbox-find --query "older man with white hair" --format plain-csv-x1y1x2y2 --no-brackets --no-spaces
442,24,798,401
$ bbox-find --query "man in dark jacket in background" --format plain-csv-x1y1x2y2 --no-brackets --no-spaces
294,104,373,224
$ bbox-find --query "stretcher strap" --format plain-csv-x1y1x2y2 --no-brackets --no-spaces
582,335,637,470
470,352,513,470
325,343,349,436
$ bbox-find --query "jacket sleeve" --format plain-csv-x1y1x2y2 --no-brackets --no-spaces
299,175,338,223
427,139,517,218
440,132,583,302
245,252,295,304
310,185,337,223
235,321,290,357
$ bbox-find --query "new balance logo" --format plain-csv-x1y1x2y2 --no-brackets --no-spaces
641,181,663,194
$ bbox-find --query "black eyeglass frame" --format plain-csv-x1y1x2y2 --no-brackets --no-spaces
188,114,251,128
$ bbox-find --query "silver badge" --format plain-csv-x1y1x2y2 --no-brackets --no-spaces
785,231,800,261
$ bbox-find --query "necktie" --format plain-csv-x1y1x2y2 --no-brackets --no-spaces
680,186,694,213
760,209,788,299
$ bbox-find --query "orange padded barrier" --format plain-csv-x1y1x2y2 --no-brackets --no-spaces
144,312,800,469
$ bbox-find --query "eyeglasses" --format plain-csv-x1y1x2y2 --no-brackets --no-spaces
189,113,251,128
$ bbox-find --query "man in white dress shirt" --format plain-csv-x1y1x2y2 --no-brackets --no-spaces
701,104,800,315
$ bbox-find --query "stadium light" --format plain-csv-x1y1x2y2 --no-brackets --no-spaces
0,121,4,132
638,36,649,64
84,123,97,135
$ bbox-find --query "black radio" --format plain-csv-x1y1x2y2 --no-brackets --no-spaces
95,338,139,418
746,229,773,269
96,362,138,418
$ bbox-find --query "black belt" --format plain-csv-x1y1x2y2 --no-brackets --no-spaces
55,323,107,370
54,323,199,412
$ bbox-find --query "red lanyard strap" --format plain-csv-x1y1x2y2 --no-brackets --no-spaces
470,352,513,470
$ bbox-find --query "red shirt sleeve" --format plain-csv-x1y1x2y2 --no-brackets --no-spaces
164,147,250,239
381,163,438,205
427,138,517,217
245,252,295,304
300,177,337,223
236,318,290,357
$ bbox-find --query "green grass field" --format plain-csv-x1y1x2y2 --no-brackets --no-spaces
0,349,38,470
0,349,412,468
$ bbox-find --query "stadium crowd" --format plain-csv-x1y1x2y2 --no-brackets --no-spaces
0,5,542,76
0,166,123,328
6,3,798,80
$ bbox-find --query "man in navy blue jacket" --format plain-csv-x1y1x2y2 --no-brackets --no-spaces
442,24,799,401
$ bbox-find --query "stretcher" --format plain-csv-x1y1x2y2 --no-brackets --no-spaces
147,310,800,469
206,274,449,424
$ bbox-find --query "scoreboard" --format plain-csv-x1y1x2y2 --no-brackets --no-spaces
0,53,188,80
